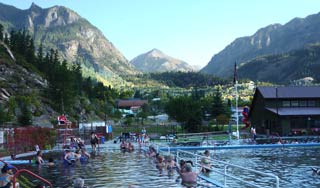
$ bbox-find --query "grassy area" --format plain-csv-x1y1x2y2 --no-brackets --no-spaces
111,123,247,142
112,124,179,137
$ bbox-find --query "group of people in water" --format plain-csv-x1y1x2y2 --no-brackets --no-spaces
0,131,99,188
144,145,213,188
120,140,135,152
34,138,91,167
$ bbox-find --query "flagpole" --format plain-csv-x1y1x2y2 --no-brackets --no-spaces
235,79,239,139
233,62,239,139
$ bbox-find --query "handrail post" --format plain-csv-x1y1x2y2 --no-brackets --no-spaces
224,165,228,187
176,150,180,163
195,155,198,169
276,176,280,188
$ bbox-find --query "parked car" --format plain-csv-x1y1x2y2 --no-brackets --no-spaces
167,134,176,140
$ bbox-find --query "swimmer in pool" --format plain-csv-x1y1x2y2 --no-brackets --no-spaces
120,140,128,150
200,150,212,173
47,158,55,167
176,163,200,188
35,150,44,165
64,149,76,164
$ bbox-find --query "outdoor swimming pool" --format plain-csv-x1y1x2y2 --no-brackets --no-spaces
12,146,320,188
15,150,185,188
207,146,320,188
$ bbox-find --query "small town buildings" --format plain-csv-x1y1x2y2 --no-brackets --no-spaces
115,99,148,114
249,86,320,136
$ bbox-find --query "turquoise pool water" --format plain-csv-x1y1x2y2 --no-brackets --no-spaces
208,147,320,188
11,146,320,188
15,150,186,188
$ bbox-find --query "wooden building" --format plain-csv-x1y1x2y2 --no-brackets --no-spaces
249,86,320,136
115,99,148,112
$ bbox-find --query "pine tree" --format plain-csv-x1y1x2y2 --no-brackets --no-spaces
0,24,3,41
26,37,35,64
72,61,82,95
18,103,32,126
3,33,9,45
36,43,44,69
211,88,226,118
0,104,6,125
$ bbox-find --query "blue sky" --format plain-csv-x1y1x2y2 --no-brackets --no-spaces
1,0,320,68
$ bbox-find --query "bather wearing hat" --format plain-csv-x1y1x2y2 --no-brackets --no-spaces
0,164,19,188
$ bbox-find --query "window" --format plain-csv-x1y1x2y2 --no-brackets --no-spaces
291,101,299,107
290,118,304,129
282,101,290,107
299,101,307,107
290,119,299,129
308,100,316,107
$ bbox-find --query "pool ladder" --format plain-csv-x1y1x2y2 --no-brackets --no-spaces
0,160,53,188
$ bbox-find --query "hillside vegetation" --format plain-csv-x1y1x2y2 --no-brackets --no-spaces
238,44,320,84
135,72,228,88
0,26,131,127
201,11,320,84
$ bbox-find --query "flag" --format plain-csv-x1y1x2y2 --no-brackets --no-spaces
233,62,238,84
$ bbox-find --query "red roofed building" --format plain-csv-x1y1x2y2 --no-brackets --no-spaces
116,99,148,112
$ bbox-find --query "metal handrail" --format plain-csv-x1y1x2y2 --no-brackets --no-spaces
0,159,19,171
0,159,53,188
12,169,53,188
177,131,227,137
176,149,280,188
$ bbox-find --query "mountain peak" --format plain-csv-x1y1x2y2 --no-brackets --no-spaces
29,2,42,12
130,49,194,73
0,2,137,87
147,48,165,58
149,48,161,53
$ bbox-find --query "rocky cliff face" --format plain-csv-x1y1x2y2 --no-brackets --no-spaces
130,48,195,73
237,44,320,84
201,11,320,79
0,42,55,127
0,3,138,86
